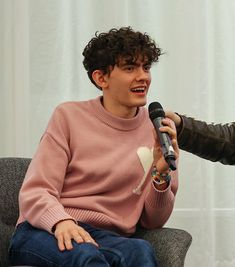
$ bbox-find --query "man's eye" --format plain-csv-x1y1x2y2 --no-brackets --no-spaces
125,66,134,71
144,65,151,71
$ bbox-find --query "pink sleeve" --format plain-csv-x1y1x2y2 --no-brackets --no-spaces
19,107,74,233
139,161,178,229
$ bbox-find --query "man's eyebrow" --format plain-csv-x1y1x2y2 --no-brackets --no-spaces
118,57,151,67
121,60,137,66
122,61,150,66
125,63,137,67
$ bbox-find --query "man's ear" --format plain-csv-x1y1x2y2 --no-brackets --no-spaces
92,70,109,89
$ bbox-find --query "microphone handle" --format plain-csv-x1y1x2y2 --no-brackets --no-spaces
152,117,177,171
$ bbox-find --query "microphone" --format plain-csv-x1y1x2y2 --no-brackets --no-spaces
148,102,177,171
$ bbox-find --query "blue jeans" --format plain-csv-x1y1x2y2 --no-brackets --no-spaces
8,221,159,267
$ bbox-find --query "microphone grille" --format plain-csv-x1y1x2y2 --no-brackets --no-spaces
148,102,165,121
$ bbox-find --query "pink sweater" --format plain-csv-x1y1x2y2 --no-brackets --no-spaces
17,97,178,236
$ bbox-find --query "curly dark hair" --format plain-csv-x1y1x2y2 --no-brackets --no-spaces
82,27,162,89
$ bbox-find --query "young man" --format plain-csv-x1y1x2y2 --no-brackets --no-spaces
165,111,235,165
9,27,179,267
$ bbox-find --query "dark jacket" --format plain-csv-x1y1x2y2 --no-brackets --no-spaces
177,115,235,165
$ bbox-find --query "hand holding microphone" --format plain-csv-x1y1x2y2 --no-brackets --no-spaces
148,102,179,171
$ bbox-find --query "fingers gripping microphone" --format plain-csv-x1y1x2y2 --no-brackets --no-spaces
148,102,177,171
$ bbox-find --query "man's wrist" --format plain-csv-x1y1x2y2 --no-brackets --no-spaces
175,112,183,134
151,165,171,190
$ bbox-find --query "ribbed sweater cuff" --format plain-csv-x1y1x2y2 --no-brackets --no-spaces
146,182,174,209
39,205,74,233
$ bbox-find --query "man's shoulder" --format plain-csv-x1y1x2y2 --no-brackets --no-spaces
57,100,87,109
54,99,93,114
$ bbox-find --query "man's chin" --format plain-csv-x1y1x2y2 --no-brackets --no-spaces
135,99,147,107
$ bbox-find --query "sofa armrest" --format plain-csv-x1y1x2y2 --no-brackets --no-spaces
133,227,192,267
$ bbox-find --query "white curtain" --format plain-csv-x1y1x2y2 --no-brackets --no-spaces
1,0,235,266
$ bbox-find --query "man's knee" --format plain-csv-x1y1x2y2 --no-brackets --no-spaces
62,242,109,267
130,238,153,250
118,238,158,266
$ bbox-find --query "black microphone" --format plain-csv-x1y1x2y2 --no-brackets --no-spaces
148,102,177,171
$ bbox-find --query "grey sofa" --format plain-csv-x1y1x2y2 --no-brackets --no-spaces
0,157,192,267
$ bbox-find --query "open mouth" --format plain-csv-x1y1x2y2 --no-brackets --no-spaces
131,87,145,93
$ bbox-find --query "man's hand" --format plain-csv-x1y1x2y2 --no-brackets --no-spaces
54,219,98,251
165,111,182,127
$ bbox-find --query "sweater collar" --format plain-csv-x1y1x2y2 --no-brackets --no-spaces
90,97,147,131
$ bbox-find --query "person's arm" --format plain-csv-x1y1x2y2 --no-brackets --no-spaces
19,105,97,250
165,111,235,165
140,118,179,229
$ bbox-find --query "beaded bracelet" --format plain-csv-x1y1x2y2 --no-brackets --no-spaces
151,165,171,185
152,173,171,186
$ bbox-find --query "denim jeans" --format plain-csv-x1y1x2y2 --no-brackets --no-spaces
8,221,159,267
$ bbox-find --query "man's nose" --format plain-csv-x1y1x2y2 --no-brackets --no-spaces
135,68,150,81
